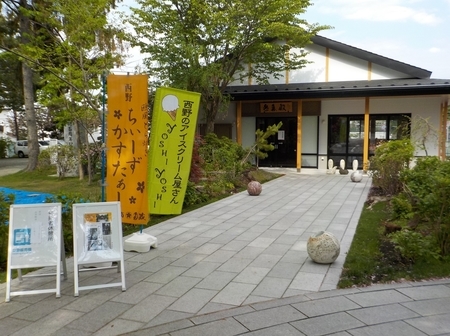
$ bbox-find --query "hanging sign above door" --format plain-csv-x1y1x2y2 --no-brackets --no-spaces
260,102,293,113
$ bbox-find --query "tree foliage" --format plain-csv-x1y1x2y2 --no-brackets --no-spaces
0,0,128,174
129,0,329,132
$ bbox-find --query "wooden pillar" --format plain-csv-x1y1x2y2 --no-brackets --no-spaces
363,97,370,171
236,101,242,145
439,101,448,159
297,101,302,172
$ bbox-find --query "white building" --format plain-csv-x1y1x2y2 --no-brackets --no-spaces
199,35,450,171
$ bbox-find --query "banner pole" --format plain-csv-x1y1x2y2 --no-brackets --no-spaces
101,73,106,202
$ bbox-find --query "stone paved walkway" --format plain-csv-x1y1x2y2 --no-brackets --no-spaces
4,170,431,336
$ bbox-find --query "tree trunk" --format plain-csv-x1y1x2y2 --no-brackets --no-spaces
20,0,39,171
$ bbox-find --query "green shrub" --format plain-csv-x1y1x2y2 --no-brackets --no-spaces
199,133,249,190
0,192,15,267
391,193,413,220
399,157,450,255
370,139,414,196
389,229,440,262
0,138,13,158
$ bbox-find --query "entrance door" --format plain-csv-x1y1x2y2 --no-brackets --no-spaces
256,117,297,167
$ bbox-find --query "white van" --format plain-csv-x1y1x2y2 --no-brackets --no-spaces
14,140,50,158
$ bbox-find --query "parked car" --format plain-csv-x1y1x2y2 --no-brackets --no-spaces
14,140,50,158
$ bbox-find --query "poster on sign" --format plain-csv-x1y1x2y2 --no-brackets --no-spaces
72,201,125,296
6,203,63,302
73,202,123,264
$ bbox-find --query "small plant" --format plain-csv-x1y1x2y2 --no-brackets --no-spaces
370,139,414,196
241,122,283,168
46,145,78,179
0,191,15,267
0,137,13,158
389,229,440,262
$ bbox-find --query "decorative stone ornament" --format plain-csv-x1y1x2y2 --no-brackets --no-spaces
247,181,262,196
350,171,363,182
307,231,341,264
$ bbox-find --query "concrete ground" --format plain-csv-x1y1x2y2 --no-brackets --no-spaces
1,169,449,335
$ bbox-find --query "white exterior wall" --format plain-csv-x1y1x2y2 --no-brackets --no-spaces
290,44,327,83
370,96,442,156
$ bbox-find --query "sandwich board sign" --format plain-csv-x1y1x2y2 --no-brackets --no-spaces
6,203,63,302
72,201,126,296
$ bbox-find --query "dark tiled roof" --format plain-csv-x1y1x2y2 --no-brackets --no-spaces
225,79,450,100
311,35,432,79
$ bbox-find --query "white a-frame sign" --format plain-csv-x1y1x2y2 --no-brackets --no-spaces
6,203,64,302
72,201,126,296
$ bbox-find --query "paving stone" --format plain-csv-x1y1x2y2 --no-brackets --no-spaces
160,246,196,259
347,303,420,325
170,317,248,336
9,309,84,336
293,295,361,317
234,247,266,260
248,237,276,248
156,276,201,298
267,262,301,279
66,301,132,333
10,294,76,321
221,240,250,252
144,310,193,328
65,288,123,312
144,266,188,284
191,305,255,325
0,317,31,336
196,302,238,315
251,277,290,298
242,295,273,305
192,243,223,255
111,281,163,304
125,319,194,336
202,249,237,263
240,323,305,336
51,327,93,336
135,257,177,273
234,304,306,330
397,284,450,300
348,320,427,336
168,288,218,313
195,271,237,290
401,297,450,316
299,261,330,274
182,261,221,278
405,313,450,335
345,289,413,307
249,254,282,269
290,272,325,292
279,251,309,264
233,267,271,285
218,257,253,273
290,311,365,336
93,318,144,336
211,282,256,306
0,301,29,319
170,253,208,268
120,294,177,323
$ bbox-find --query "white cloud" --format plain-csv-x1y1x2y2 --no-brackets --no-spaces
313,0,441,25
429,47,441,53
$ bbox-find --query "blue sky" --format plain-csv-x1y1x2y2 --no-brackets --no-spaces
118,0,450,79
303,0,450,78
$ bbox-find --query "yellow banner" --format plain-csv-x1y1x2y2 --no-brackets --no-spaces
148,87,201,214
106,74,149,224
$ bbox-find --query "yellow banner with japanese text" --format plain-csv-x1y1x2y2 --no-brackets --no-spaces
106,74,149,224
148,87,201,214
